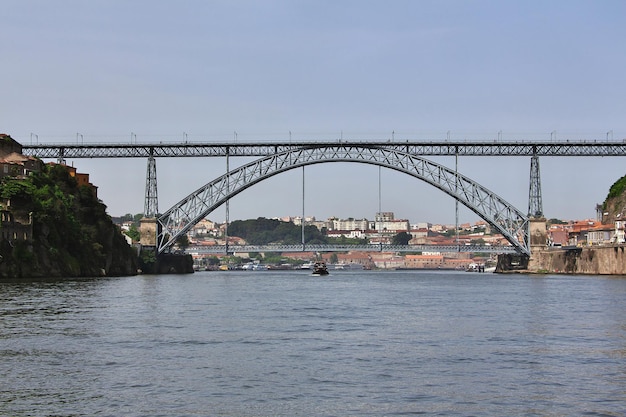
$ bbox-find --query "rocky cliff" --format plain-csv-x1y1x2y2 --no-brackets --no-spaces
0,163,138,278
601,174,626,223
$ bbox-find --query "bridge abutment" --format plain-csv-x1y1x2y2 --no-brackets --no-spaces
497,217,546,272
137,217,193,274
527,217,548,272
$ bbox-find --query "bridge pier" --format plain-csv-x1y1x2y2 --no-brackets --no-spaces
526,217,548,272
138,217,193,274
139,217,158,246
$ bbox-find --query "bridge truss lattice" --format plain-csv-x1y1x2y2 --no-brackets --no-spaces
157,145,530,255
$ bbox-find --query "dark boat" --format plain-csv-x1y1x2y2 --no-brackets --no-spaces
312,261,329,276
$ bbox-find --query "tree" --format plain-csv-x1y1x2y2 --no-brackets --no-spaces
392,231,412,245
175,234,190,251
207,256,220,266
125,224,141,242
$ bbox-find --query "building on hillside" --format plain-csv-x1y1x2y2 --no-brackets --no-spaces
404,254,445,269
0,134,43,179
0,210,32,242
328,217,369,231
548,225,570,246
326,229,366,239
578,224,615,246
411,222,432,230
0,152,42,179
375,212,394,222
0,134,24,157
371,212,410,233
190,219,220,237
614,219,625,244
404,254,474,270
368,252,405,269
46,162,98,197
292,216,318,226
334,252,372,267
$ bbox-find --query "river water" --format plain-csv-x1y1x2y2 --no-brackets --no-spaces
1,270,625,416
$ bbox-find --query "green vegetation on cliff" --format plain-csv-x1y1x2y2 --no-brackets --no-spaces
0,164,138,278
602,174,626,223
607,174,626,200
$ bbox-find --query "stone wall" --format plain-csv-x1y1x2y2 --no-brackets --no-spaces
140,217,157,246
526,245,626,274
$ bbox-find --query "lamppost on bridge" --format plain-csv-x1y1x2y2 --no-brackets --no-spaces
30,133,38,145
76,133,83,144
131,132,136,144
550,131,556,142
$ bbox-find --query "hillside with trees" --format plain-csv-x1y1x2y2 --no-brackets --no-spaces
602,174,626,223
0,163,138,278
227,217,328,245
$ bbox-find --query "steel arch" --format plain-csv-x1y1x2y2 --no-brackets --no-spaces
157,145,530,255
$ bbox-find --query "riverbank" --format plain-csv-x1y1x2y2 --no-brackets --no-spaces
498,245,626,275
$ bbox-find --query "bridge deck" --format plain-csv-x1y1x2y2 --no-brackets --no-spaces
22,140,626,159
185,244,519,254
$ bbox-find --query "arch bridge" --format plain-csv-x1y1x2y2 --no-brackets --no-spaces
23,138,626,256
157,145,530,254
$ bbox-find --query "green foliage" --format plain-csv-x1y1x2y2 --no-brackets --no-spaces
0,179,37,215
176,234,190,249
392,231,413,245
140,248,157,265
0,164,137,277
228,217,328,245
125,224,141,242
607,174,626,200
206,256,221,266
262,253,284,264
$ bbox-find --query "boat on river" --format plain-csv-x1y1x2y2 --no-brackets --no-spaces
311,261,329,276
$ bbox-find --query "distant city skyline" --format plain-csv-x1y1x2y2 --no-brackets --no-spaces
3,1,625,222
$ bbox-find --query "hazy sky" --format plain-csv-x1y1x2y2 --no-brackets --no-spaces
3,1,626,224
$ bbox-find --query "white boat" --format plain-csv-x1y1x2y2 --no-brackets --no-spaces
332,263,364,270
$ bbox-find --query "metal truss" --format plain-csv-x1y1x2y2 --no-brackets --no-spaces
22,140,626,159
187,244,518,254
144,154,159,217
528,155,543,217
157,145,531,255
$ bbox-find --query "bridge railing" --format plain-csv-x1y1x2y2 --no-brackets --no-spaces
22,140,626,158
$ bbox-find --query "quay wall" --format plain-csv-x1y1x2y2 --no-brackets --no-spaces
526,245,626,275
